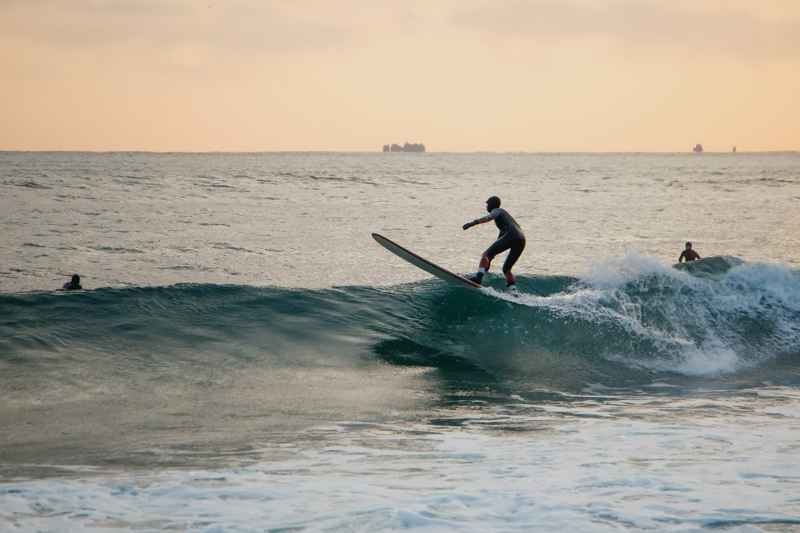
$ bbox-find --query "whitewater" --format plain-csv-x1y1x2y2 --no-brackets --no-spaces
2,152,800,531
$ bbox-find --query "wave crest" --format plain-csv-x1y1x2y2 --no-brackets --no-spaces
2,256,799,383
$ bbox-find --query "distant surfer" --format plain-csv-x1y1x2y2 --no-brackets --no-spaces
679,242,701,263
462,196,526,292
60,274,83,291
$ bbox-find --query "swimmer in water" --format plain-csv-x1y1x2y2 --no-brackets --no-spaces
462,196,526,292
679,242,701,263
61,274,83,291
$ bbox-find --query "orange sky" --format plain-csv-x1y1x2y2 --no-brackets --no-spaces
1,0,799,152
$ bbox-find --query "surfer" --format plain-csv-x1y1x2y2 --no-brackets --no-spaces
462,196,526,292
679,242,701,263
61,274,83,291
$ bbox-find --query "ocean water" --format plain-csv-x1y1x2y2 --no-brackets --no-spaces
1,151,800,531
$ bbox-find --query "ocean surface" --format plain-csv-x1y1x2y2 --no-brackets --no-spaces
1,151,800,531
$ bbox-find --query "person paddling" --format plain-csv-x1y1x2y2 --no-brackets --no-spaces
462,196,526,292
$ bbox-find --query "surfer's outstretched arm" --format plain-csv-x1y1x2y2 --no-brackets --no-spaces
462,212,497,230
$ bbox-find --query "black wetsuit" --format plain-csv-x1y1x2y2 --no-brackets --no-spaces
679,249,700,263
473,208,526,280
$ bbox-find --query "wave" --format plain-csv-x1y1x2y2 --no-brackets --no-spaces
1,256,799,387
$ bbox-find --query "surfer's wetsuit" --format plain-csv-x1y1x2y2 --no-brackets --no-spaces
60,274,82,291
464,208,526,287
679,249,700,263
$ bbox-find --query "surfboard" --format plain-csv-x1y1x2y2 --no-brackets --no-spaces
372,233,484,292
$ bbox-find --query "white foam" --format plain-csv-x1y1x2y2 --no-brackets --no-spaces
511,255,800,377
582,251,687,290
3,391,800,531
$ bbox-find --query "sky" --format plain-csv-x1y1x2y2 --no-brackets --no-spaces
1,0,799,152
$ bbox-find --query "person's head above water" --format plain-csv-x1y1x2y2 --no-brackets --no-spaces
71,274,80,284
486,196,501,212
685,242,693,250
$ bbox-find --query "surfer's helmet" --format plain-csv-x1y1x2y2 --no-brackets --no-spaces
486,196,501,212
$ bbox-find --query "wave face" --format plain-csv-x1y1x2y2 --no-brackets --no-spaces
2,256,800,389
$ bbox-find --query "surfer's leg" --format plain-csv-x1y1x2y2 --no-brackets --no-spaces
468,252,492,284
470,238,512,284
501,238,526,289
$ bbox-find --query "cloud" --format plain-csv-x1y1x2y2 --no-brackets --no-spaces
452,0,800,60
0,0,368,57
3,0,799,62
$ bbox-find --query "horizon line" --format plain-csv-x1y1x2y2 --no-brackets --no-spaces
1,149,798,155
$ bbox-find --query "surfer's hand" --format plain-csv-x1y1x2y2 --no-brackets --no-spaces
462,222,473,230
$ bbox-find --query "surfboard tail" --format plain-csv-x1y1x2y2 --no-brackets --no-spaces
372,233,483,290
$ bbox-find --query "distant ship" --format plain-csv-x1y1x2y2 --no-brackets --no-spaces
693,144,703,153
383,142,426,153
